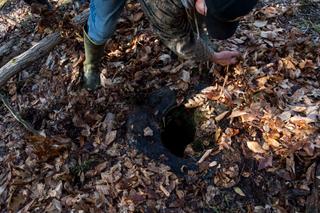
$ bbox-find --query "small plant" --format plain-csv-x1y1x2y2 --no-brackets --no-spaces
70,159,95,176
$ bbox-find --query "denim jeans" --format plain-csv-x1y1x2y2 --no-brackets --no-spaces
87,0,126,45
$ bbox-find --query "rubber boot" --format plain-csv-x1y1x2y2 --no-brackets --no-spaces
83,26,105,90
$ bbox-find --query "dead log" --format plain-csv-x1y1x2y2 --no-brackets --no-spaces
0,32,61,87
0,9,89,88
0,38,18,58
72,8,89,26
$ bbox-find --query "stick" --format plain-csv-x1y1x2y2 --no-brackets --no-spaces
219,65,229,96
0,38,18,58
0,91,45,136
0,32,61,87
72,8,89,26
0,9,89,88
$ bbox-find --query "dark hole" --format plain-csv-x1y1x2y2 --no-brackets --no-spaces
161,105,196,158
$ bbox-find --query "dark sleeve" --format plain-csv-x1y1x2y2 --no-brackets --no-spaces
139,0,217,61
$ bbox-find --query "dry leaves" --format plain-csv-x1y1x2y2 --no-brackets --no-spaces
0,0,319,212
247,141,266,154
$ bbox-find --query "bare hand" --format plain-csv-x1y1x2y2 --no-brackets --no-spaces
212,51,241,66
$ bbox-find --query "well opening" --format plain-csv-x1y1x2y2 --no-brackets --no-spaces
161,105,196,158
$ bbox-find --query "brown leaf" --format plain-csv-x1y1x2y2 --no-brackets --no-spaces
160,184,170,197
258,156,273,170
132,12,144,22
266,138,281,148
9,190,27,212
246,141,266,154
48,181,63,199
45,198,62,213
127,193,146,205
105,130,117,145
215,111,229,121
229,110,247,118
96,185,110,195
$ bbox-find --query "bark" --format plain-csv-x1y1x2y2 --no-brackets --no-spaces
0,32,61,87
0,38,18,58
72,8,89,26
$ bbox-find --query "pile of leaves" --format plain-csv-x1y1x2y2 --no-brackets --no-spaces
0,0,319,212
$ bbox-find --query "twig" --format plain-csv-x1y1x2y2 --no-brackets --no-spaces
0,91,45,137
219,65,229,96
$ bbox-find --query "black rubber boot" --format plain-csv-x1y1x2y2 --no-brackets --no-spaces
83,26,105,90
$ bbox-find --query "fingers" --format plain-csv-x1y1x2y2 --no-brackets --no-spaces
212,51,242,66
230,58,238,65
229,51,241,57
223,51,240,57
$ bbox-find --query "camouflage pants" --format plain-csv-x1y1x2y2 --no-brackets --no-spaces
88,0,215,61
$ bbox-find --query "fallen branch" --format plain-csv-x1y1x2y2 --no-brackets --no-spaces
0,38,18,58
0,9,89,88
0,33,61,88
72,8,89,26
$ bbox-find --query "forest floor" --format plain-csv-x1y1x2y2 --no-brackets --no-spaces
0,0,319,212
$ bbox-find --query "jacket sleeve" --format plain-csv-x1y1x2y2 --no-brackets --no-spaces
139,0,217,61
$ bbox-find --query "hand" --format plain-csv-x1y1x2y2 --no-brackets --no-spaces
212,51,241,66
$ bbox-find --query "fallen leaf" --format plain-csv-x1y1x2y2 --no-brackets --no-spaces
215,111,229,121
290,116,316,124
266,138,281,148
105,130,117,145
229,110,247,118
260,30,278,40
209,161,218,167
181,70,190,83
258,156,273,170
143,127,153,136
246,141,266,154
233,187,246,197
254,20,268,28
160,184,170,197
48,181,63,199
132,11,144,22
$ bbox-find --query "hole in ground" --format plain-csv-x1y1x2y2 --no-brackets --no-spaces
161,105,196,158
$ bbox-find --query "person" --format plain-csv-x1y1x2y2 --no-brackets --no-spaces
83,0,258,90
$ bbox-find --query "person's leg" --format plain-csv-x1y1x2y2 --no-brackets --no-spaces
83,0,125,90
87,0,126,44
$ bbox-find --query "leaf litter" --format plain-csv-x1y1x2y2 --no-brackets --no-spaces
0,0,319,212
